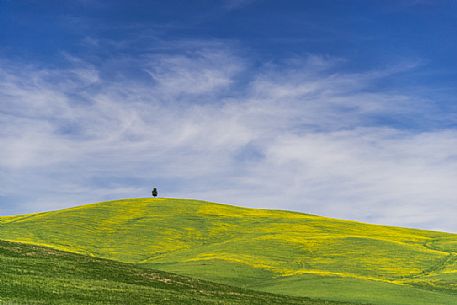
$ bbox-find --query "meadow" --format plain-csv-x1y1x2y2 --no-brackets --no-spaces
0,198,456,304
0,239,349,305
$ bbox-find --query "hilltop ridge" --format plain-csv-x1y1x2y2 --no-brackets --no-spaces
0,198,456,305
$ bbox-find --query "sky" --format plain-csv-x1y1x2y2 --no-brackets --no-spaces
1,0,457,232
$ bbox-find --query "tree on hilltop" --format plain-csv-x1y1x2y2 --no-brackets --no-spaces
152,188,158,198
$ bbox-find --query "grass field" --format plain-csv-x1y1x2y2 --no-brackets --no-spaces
0,239,351,305
0,198,456,305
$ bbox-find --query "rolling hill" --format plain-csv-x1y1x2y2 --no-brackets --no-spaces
0,198,456,305
0,239,347,305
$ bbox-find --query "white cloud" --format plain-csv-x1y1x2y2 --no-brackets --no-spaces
144,50,242,96
1,48,457,232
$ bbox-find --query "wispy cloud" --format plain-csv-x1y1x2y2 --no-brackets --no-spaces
1,44,457,232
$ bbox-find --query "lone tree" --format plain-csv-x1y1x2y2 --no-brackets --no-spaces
152,187,158,198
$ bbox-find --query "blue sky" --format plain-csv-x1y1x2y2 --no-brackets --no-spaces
1,0,457,231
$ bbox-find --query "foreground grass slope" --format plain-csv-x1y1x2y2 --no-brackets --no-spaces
0,239,347,305
0,198,456,304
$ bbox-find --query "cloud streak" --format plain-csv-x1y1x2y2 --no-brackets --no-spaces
1,45,457,232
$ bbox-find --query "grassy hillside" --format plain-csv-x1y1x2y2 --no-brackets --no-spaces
1,198,456,305
0,239,348,305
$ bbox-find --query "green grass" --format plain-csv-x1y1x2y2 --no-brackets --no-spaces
255,274,457,305
0,239,349,305
0,198,456,305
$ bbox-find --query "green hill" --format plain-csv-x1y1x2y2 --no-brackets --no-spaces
0,239,346,305
1,198,456,305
